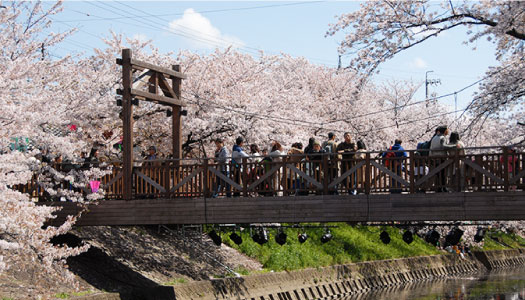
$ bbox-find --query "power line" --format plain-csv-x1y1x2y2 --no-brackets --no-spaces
79,1,337,67
60,2,325,22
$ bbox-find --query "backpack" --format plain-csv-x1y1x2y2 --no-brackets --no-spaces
383,146,395,167
417,141,431,157
323,141,337,160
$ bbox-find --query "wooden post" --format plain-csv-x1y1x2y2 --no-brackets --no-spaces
122,49,133,200
242,157,248,197
172,65,182,188
502,146,509,192
365,152,371,195
322,154,329,195
409,151,415,194
203,158,210,198
172,65,182,163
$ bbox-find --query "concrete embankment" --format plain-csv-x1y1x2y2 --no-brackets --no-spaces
79,249,525,300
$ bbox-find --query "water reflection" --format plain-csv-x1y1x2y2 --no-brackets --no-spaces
337,268,525,300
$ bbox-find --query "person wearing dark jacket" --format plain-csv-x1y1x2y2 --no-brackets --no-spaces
382,139,407,193
337,132,357,193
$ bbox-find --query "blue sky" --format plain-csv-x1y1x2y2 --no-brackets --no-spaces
45,1,498,109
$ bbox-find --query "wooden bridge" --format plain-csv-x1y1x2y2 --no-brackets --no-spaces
28,146,525,226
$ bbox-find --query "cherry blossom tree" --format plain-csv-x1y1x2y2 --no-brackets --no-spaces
326,0,525,133
0,1,99,291
1,1,523,295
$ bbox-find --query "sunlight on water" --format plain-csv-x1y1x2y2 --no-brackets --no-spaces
336,268,525,300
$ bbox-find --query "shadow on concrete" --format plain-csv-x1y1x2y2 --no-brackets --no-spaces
51,234,176,300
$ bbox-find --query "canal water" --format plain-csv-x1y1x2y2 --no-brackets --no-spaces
338,267,525,300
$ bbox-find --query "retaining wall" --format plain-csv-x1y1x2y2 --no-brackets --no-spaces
77,249,525,300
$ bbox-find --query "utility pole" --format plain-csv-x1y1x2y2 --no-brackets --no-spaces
425,70,441,99
337,55,341,70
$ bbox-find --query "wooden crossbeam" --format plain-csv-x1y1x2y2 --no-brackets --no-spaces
117,88,186,107
286,164,323,189
135,170,167,193
370,161,410,187
510,168,525,184
101,172,122,189
117,58,187,79
415,159,453,186
247,165,281,190
171,168,203,192
208,167,243,191
328,161,365,189
157,73,176,98
462,159,504,184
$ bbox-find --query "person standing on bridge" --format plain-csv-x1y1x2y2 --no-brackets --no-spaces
323,132,339,194
382,139,407,193
337,132,357,194
430,126,458,192
448,132,466,192
232,137,249,197
213,138,230,198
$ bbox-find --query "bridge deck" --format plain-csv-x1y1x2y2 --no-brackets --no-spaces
48,192,525,226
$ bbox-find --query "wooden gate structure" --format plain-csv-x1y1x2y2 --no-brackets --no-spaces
115,49,186,200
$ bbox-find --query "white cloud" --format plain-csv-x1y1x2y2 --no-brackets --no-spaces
168,8,244,49
410,57,428,69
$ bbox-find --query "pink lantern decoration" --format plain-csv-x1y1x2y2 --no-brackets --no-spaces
89,180,101,193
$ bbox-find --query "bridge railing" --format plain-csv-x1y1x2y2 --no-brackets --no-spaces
15,146,525,201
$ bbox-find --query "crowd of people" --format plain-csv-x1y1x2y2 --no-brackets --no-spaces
40,124,518,198
208,125,479,197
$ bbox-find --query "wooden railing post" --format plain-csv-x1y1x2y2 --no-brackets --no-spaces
502,146,509,192
242,157,248,197
454,147,461,192
203,158,210,198
322,154,329,195
365,152,371,195
282,156,287,194
409,151,415,194
163,163,171,198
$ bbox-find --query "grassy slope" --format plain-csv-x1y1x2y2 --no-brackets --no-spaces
222,224,525,274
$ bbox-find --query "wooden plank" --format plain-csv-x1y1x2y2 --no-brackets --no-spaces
370,161,409,187
247,165,281,190
414,159,453,186
129,58,187,79
328,161,365,189
135,170,166,193
157,73,176,98
171,167,202,192
286,164,323,189
510,168,525,184
130,88,186,107
462,159,504,184
101,172,122,189
208,167,243,190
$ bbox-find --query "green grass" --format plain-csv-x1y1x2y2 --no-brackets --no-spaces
481,229,525,251
222,223,441,272
163,277,187,285
53,290,96,299
221,224,525,274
